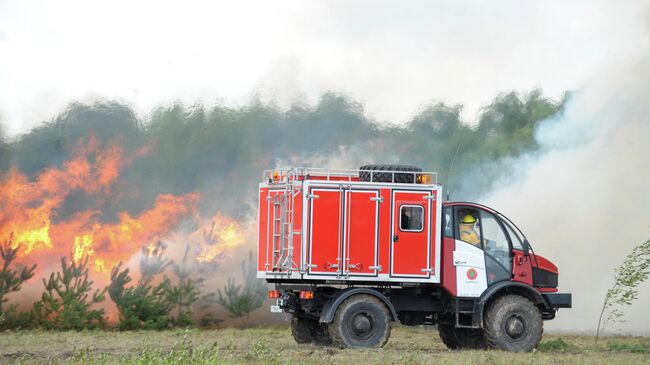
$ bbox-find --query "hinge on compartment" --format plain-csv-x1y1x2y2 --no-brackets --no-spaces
423,195,436,200
370,196,383,203
421,268,433,273
306,194,319,199
369,265,382,271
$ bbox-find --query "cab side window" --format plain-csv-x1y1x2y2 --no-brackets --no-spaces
500,216,524,251
480,211,512,285
480,212,509,254
443,206,453,237
456,208,481,246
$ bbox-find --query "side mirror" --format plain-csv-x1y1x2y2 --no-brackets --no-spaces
523,239,531,256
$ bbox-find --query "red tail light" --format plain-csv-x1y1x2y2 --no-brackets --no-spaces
299,290,314,300
268,290,280,299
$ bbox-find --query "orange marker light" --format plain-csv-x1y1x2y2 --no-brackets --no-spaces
417,174,432,184
299,290,314,300
268,290,280,299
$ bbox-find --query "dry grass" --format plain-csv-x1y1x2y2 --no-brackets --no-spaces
0,325,648,364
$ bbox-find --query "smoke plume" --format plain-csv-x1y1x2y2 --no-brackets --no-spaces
483,51,650,335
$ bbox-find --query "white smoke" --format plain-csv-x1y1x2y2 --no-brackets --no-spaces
483,49,650,335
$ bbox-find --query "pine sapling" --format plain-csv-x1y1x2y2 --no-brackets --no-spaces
215,251,266,325
108,263,172,330
166,245,201,326
0,235,36,327
108,242,175,330
33,255,106,330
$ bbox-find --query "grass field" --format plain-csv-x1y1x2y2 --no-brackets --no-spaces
0,325,648,364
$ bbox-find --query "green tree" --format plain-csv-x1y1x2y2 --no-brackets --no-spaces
215,252,266,325
108,242,172,330
596,238,650,343
33,256,106,330
0,235,36,328
166,245,201,326
108,264,172,330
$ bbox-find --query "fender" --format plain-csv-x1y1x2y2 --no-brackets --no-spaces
475,281,551,325
319,287,398,324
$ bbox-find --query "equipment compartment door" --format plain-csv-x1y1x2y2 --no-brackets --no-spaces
308,188,343,275
391,190,431,278
344,190,379,276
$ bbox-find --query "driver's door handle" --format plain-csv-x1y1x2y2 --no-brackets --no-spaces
393,235,399,242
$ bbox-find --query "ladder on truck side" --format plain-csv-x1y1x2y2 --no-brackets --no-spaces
270,173,299,273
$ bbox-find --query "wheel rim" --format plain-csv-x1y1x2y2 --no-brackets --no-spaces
504,314,526,340
350,311,376,339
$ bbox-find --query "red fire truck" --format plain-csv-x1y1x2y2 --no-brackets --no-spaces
257,165,571,352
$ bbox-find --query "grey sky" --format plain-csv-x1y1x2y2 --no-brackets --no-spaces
0,0,647,136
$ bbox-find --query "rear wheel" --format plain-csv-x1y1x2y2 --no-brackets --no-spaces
291,316,312,344
328,294,391,348
484,295,543,352
291,316,333,346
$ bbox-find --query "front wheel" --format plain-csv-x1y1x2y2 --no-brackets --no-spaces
484,295,543,352
328,294,391,348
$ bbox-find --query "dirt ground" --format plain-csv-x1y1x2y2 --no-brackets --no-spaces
0,325,648,364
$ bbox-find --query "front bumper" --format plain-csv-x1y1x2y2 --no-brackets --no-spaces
542,292,572,309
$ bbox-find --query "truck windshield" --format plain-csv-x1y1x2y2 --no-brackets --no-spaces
498,214,525,251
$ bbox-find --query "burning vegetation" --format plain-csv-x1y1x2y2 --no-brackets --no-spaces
0,91,566,329
0,133,251,328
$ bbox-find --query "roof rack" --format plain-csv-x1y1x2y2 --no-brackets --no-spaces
262,167,438,185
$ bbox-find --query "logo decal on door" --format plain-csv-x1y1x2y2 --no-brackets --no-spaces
466,268,478,280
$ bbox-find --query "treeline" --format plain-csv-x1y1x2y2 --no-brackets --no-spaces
0,237,266,330
0,89,565,221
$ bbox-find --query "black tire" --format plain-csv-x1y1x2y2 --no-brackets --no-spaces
328,294,391,349
438,324,488,350
310,321,334,346
454,328,488,349
484,295,543,352
438,324,459,349
359,164,422,184
291,316,333,346
291,316,313,344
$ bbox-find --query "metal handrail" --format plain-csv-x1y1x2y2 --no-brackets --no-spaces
263,167,438,184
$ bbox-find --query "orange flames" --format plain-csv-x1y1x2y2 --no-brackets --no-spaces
0,138,123,254
0,136,248,305
0,138,203,276
197,214,246,263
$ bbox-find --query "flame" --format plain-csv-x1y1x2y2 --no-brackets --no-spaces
0,138,124,256
73,234,95,263
197,214,246,263
14,221,53,253
0,138,199,279
146,242,157,256
94,258,106,273
0,135,251,324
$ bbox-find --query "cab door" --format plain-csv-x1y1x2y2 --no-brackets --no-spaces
453,206,512,297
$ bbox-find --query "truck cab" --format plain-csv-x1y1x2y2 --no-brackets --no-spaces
258,165,571,352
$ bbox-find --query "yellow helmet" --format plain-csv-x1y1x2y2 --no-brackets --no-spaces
461,214,477,224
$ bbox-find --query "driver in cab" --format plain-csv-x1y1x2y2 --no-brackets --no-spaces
459,214,480,246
